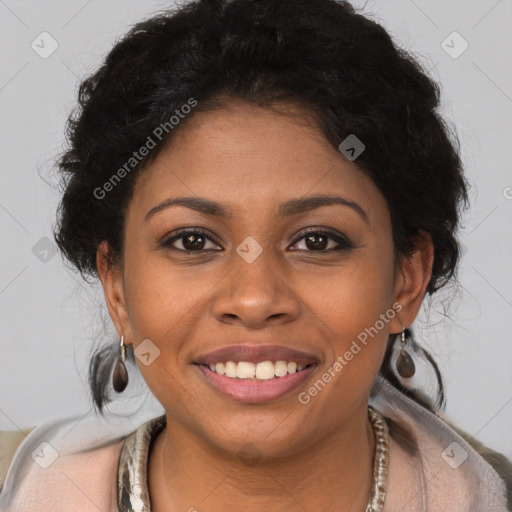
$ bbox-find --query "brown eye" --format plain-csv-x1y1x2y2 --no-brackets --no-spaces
290,230,353,252
161,229,222,252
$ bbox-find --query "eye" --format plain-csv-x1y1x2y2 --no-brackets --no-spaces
289,229,353,252
160,227,353,254
160,228,222,252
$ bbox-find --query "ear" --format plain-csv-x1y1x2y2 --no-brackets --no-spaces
96,241,133,345
390,231,434,334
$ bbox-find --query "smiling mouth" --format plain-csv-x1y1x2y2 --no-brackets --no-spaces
199,360,315,380
194,361,319,404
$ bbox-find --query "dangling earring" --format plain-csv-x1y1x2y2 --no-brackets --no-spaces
112,335,129,393
394,325,416,378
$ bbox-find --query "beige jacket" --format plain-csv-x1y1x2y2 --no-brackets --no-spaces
0,434,122,511
0,378,510,511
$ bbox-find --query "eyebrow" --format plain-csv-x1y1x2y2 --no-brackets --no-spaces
144,195,368,223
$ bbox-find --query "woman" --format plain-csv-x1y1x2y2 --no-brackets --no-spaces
1,0,510,510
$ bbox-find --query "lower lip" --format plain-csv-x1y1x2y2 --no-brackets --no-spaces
195,363,318,404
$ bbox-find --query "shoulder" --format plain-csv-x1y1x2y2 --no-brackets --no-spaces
441,415,512,509
0,428,34,494
0,432,124,512
0,413,144,512
371,378,510,511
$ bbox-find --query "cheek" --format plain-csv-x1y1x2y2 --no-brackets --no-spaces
123,243,210,336
121,229,396,415
125,238,396,344
121,263,202,416
121,247,192,369
304,247,395,371
294,250,395,424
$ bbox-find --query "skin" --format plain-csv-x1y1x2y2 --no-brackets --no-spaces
97,99,433,512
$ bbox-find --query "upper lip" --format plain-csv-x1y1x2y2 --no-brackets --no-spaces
194,344,320,365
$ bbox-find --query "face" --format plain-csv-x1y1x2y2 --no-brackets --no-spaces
98,99,431,458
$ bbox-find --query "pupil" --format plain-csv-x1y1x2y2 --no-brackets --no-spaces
180,233,328,251
305,233,327,250
183,233,205,250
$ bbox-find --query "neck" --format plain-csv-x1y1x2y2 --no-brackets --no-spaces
148,405,376,512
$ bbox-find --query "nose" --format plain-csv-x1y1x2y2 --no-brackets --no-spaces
211,246,301,329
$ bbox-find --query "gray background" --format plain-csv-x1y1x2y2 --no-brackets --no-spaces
1,0,511,457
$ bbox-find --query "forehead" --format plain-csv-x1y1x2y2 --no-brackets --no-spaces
127,100,386,223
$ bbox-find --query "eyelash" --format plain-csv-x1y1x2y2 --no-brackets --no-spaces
160,227,354,253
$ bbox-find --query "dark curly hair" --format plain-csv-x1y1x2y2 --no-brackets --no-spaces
52,0,468,421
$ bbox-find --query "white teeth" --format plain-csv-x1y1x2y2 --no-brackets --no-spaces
237,361,256,379
206,360,310,379
225,361,238,378
256,361,275,380
274,360,288,377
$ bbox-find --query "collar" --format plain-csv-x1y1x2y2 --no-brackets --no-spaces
116,378,509,511
116,409,389,512
118,414,166,512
